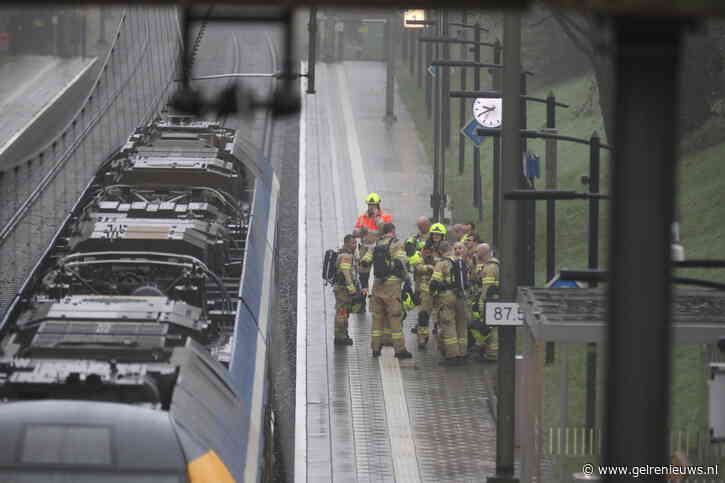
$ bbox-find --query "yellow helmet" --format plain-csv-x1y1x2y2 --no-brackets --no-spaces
429,223,447,235
365,192,381,205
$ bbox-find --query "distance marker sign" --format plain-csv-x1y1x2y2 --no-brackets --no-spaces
485,302,524,326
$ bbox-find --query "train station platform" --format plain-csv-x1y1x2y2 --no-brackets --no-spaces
297,60,507,482
0,54,97,169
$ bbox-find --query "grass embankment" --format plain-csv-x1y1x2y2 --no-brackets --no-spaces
395,60,725,449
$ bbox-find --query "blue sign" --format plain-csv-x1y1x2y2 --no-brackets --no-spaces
427,64,437,77
461,119,485,146
546,274,584,288
524,152,541,179
551,279,580,288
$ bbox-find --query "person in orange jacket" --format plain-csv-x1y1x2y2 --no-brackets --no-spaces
353,192,393,298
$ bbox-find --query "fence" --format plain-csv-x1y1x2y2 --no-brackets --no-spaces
541,427,725,482
0,6,182,317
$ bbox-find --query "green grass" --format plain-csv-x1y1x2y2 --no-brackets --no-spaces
395,60,725,443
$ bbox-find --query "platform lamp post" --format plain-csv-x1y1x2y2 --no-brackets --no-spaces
306,7,317,94
97,7,107,47
384,14,396,123
442,9,451,150
432,11,442,220
544,92,557,364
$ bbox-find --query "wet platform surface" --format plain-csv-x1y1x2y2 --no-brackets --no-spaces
0,54,96,161
298,60,506,482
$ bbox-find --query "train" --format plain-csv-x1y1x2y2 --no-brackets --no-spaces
0,110,279,482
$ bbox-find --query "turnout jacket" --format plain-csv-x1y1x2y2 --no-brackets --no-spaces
335,247,357,293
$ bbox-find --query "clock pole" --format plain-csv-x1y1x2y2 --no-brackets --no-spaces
473,23,483,223
492,38,502,251
458,14,467,176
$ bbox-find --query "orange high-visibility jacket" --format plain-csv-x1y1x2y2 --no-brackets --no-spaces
354,211,392,233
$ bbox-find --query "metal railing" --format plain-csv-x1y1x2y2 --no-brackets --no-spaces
544,426,725,464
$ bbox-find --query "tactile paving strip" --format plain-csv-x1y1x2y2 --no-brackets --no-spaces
348,313,396,482
399,315,500,482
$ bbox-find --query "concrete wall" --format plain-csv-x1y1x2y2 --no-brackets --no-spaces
0,57,97,170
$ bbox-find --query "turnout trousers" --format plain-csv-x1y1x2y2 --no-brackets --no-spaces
417,290,433,346
370,279,406,353
334,287,352,341
436,291,467,358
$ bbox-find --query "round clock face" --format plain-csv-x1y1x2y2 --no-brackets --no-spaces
473,98,502,128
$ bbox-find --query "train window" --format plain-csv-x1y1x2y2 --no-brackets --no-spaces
20,425,112,465
0,472,182,483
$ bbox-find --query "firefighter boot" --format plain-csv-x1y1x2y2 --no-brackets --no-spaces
417,311,430,348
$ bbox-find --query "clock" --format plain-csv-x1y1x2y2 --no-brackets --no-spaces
473,98,502,128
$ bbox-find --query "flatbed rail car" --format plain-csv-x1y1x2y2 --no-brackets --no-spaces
0,111,277,482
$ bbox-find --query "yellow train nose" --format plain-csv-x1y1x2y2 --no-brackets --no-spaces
188,450,236,483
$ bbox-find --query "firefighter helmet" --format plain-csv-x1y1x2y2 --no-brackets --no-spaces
365,192,382,205
429,223,447,235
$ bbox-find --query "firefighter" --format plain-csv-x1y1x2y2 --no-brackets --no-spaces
426,223,447,335
353,192,392,292
467,243,487,352
452,242,472,357
361,223,413,359
461,221,476,243
430,241,469,365
464,232,479,256
412,243,436,348
333,234,360,345
408,216,431,250
478,243,500,361
427,223,447,255
449,224,465,243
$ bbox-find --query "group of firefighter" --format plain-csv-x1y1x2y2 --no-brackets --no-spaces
331,192,500,365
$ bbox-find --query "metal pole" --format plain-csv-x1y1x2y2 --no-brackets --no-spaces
604,17,681,474
589,131,601,274
409,28,415,75
488,12,521,483
442,10,451,150
417,27,423,89
98,7,107,45
80,10,87,58
425,22,432,119
337,22,344,62
545,92,557,282
492,38,502,251
459,27,466,176
306,8,317,94
544,92,557,365
521,72,535,287
432,13,441,221
385,17,396,123
585,131,600,435
473,24,483,223
403,17,409,59
324,19,332,62
438,11,446,218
